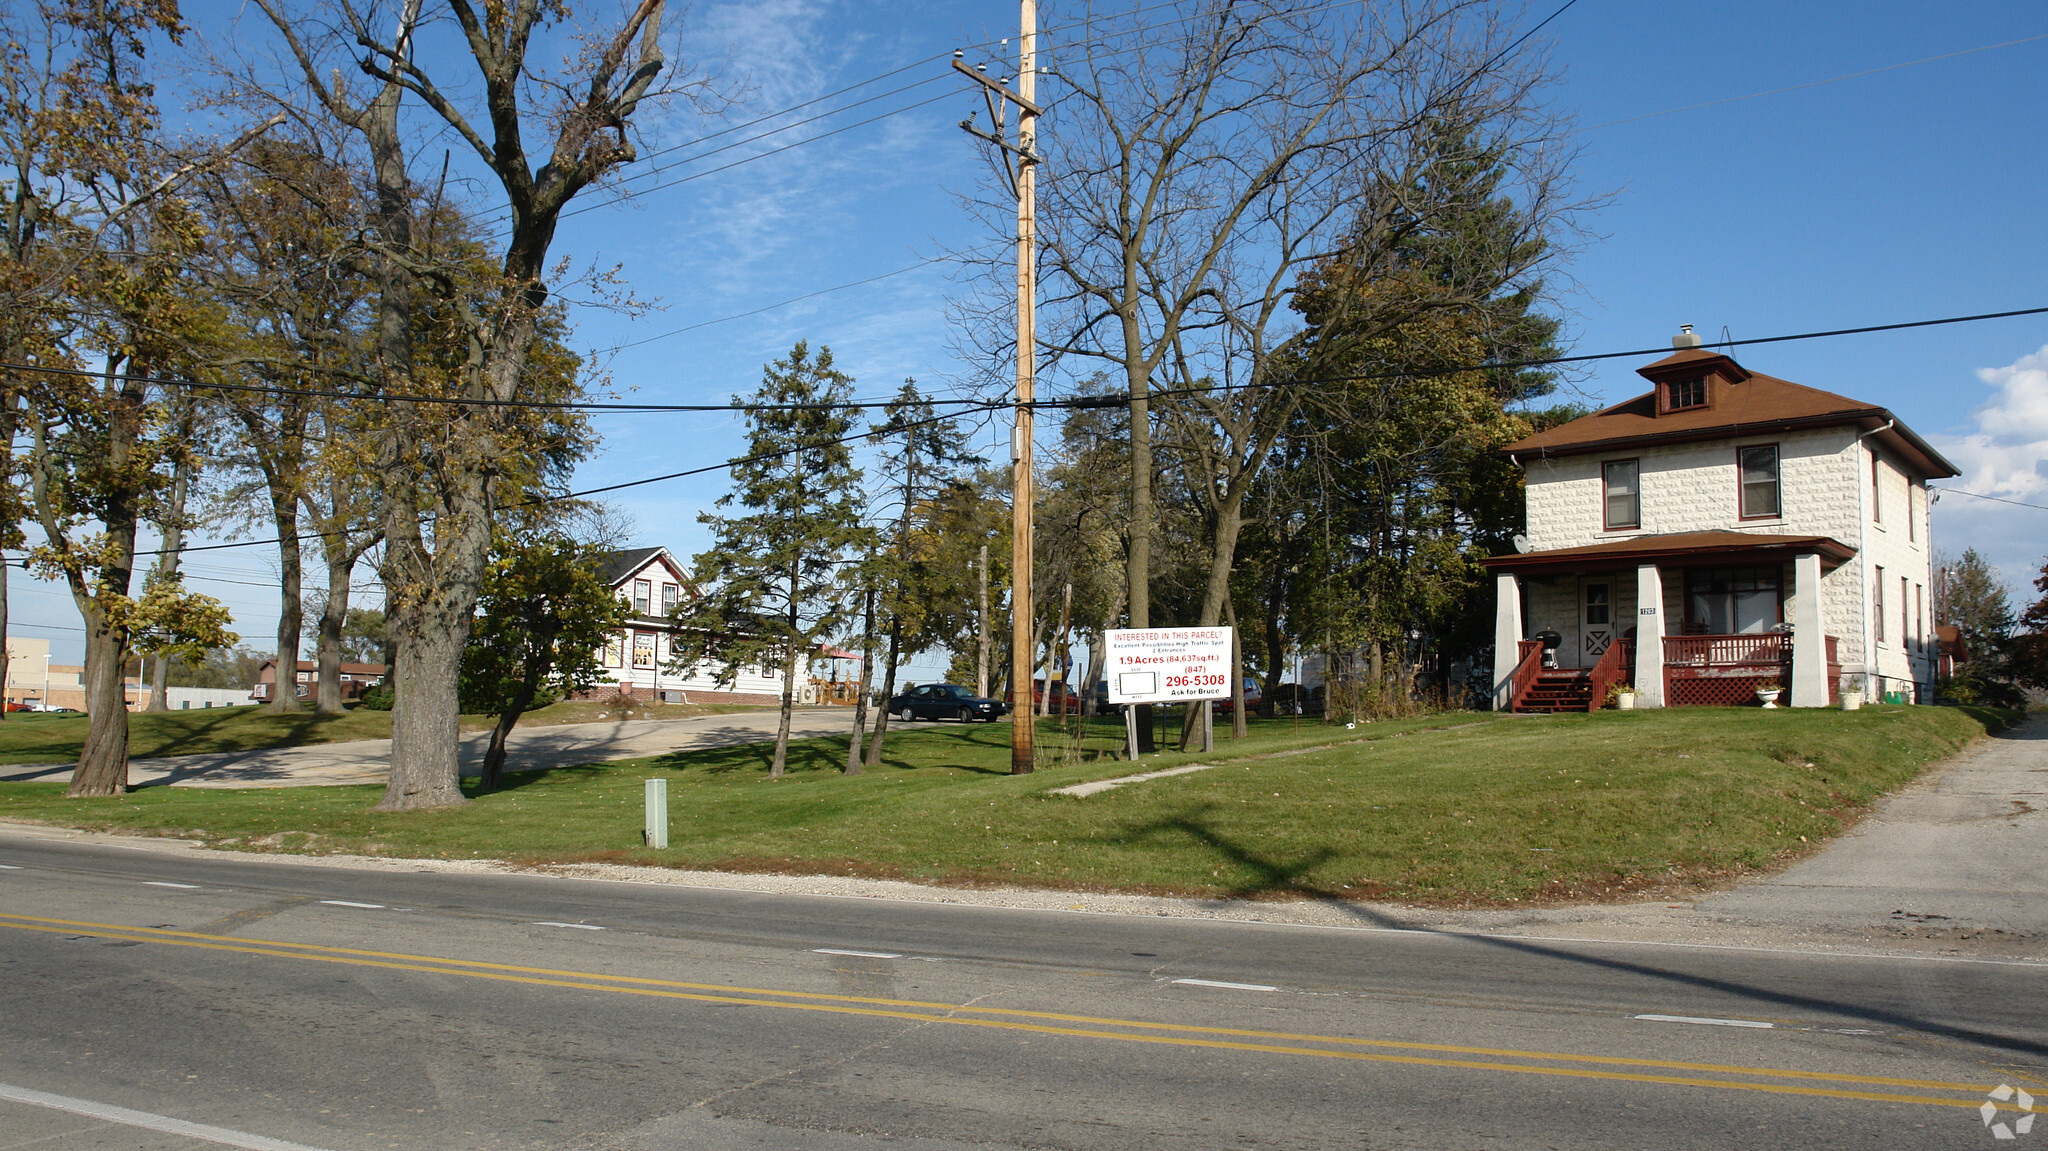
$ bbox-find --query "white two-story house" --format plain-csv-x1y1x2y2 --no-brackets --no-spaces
592,547,784,705
1486,327,1956,711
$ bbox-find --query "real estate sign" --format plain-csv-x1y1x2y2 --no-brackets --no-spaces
1104,627,1233,704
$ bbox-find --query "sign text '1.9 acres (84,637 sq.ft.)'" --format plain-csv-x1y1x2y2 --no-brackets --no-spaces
1103,627,1233,704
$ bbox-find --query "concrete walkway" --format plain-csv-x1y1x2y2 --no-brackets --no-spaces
1,708,885,788
1692,712,2048,941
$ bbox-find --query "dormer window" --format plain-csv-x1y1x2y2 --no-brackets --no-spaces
1663,375,1708,412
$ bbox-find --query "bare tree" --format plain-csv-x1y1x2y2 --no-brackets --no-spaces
963,0,1578,743
244,0,712,808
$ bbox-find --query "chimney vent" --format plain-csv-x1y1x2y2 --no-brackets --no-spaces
1672,324,1702,349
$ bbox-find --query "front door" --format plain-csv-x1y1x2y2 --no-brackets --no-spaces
1580,581,1613,668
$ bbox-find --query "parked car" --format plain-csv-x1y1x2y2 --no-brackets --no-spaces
1031,679,1081,709
1213,682,1263,716
886,683,1008,723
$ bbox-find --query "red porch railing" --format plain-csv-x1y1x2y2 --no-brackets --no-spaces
1663,633,1786,706
1508,639,1543,712
1587,638,1634,710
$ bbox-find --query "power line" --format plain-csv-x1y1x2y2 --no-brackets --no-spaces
1936,488,2048,513
10,301,2046,415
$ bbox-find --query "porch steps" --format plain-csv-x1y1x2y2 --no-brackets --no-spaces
1517,671,1595,714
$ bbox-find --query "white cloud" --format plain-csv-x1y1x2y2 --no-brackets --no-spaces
1931,344,2048,589
1939,344,2048,500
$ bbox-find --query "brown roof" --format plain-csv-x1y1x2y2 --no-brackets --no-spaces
1484,530,1857,574
1501,348,1958,478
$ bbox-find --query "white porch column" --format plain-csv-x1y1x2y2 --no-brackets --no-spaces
1492,572,1523,711
1791,551,1828,707
1634,564,1666,708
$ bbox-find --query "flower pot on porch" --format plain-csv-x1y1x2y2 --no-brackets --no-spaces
1614,692,1636,710
1841,690,1862,711
1755,688,1782,709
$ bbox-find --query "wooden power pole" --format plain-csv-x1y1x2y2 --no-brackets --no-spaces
956,0,1040,774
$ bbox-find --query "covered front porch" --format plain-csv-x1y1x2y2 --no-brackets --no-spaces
1485,531,1857,712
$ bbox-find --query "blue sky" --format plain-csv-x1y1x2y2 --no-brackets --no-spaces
14,0,2048,672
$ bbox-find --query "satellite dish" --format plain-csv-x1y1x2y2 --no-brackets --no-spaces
1512,534,1532,554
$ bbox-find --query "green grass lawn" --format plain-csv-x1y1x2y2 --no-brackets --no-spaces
0,699,777,765
0,705,2012,906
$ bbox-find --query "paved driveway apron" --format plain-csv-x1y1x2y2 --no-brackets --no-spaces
1696,713,2048,940
2,708,870,788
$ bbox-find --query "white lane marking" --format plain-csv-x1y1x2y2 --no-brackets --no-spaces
0,1080,336,1151
533,921,605,931
1634,1013,1775,1029
1172,978,1278,992
814,948,902,959
143,881,201,889
316,900,384,909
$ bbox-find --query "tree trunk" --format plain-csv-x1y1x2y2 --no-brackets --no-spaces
379,615,469,808
269,492,303,713
1226,594,1247,738
314,550,354,714
480,674,538,791
773,634,799,779
0,562,10,721
70,616,133,796
863,617,902,768
146,441,192,712
846,586,874,775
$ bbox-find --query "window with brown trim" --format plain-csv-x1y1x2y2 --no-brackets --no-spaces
1684,567,1783,634
1663,376,1708,412
1738,444,1780,519
633,579,652,614
1871,455,1884,524
1874,566,1885,643
1602,458,1640,531
1901,576,1910,654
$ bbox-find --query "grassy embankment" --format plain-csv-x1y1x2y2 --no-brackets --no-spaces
0,704,2014,906
0,699,774,766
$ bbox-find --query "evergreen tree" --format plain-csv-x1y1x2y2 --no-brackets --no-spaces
672,342,874,777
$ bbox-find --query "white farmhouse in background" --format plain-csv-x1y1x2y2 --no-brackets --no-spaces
591,547,783,705
1487,327,1956,712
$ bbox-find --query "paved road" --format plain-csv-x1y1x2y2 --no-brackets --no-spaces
1,708,886,788
0,829,2042,1150
1696,712,2048,940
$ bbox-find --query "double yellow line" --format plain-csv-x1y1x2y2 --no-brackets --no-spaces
0,911,2022,1112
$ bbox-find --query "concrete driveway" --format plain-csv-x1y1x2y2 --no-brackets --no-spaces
1,707,887,788
1692,712,2048,941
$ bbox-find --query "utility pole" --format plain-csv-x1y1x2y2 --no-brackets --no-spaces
956,0,1040,774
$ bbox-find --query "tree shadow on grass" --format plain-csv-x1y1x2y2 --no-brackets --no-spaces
462,764,607,797
1119,803,1347,904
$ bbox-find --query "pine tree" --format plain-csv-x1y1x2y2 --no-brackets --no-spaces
672,343,874,777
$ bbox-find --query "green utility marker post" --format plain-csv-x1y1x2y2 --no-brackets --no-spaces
644,778,668,849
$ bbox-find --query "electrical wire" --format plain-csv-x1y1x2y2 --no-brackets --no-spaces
1936,488,2048,512
10,301,2043,414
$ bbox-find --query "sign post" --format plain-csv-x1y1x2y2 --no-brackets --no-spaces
1105,627,1233,756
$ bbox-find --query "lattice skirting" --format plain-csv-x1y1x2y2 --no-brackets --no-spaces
1665,673,1782,707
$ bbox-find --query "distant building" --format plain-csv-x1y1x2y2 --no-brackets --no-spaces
587,547,783,705
251,659,388,703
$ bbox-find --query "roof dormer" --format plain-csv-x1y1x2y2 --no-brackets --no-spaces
1635,326,1753,417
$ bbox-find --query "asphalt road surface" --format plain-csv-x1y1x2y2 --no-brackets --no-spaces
0,831,2040,1150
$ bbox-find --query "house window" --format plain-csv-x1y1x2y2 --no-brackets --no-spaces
1871,455,1883,524
1663,376,1708,412
662,583,679,613
633,579,652,614
1685,567,1783,634
1915,583,1924,651
1874,566,1885,643
1908,486,1917,543
1602,459,1640,531
1738,444,1780,519
604,636,624,667
1901,576,1910,654
632,633,655,670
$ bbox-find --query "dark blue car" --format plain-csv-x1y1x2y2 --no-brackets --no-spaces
886,683,1008,723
